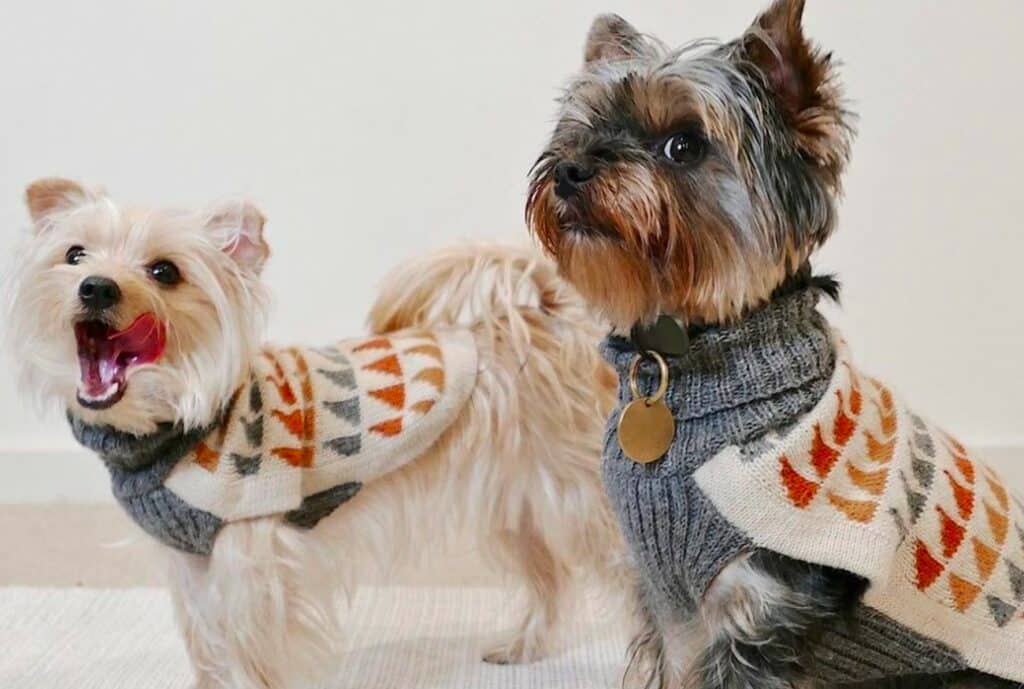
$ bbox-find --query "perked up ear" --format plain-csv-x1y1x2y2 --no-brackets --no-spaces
742,0,823,113
25,178,96,229
584,14,647,65
204,200,269,274
740,0,851,175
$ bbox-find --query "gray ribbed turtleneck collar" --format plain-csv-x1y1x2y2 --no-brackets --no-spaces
601,288,837,472
68,415,215,473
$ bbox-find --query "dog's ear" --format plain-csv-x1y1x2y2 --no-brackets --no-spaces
741,0,823,114
739,0,850,176
204,200,269,274
584,14,646,65
24,178,96,229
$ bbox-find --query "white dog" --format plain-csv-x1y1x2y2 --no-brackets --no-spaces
4,178,626,689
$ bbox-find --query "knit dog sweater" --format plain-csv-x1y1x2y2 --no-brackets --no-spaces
70,330,478,555
602,289,1024,685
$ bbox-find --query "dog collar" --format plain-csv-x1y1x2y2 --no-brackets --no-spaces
630,315,691,357
67,413,217,473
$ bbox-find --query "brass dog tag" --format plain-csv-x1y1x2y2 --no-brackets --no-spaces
618,398,675,464
618,351,675,464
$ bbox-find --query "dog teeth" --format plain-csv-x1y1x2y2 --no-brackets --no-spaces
79,381,121,402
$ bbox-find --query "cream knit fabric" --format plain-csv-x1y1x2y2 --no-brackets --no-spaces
695,335,1024,683
163,329,477,522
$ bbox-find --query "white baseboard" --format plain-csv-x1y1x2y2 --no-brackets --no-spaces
3,450,113,503
0,445,1021,505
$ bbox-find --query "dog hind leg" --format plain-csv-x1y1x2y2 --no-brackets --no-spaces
481,509,572,664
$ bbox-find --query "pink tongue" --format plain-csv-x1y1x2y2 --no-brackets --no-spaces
78,314,166,397
110,313,164,355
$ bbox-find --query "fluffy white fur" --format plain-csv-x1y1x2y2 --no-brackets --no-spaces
5,179,628,689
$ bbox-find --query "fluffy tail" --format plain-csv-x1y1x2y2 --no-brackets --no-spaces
368,242,599,357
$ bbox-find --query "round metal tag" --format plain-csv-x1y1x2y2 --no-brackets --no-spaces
617,398,675,464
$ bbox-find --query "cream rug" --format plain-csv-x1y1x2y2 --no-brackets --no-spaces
0,586,627,689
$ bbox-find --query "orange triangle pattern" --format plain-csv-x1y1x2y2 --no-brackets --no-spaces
848,382,863,416
945,470,976,522
365,354,402,377
826,491,877,523
949,573,981,612
414,367,445,393
937,506,966,559
879,408,898,437
369,384,406,410
954,456,976,485
833,390,858,445
271,446,314,468
987,476,1010,512
352,337,390,353
985,501,1009,545
810,424,840,478
780,457,820,508
266,374,296,406
369,418,403,437
915,540,944,590
409,399,436,415
866,431,896,463
272,409,304,439
403,344,442,361
194,442,221,472
972,538,999,581
846,463,887,496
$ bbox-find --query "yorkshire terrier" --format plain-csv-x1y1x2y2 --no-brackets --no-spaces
4,178,626,689
528,1,1023,688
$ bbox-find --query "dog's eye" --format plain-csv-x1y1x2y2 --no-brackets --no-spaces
663,133,706,166
148,260,182,286
65,246,87,265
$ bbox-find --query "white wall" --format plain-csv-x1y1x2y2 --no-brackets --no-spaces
0,2,1021,487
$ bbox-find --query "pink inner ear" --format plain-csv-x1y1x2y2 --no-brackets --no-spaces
222,231,264,266
764,53,803,112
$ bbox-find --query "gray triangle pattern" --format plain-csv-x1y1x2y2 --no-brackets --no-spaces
986,595,1016,628
319,368,356,391
910,414,927,431
911,453,935,489
900,471,927,523
324,398,360,426
913,431,935,458
315,346,351,366
231,453,262,476
249,380,263,413
1007,559,1024,602
324,435,361,457
889,507,908,544
241,416,263,447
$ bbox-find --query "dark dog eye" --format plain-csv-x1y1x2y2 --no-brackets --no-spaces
65,245,86,265
148,260,182,286
663,132,707,165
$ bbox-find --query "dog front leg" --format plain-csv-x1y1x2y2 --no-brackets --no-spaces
688,551,867,689
165,518,344,689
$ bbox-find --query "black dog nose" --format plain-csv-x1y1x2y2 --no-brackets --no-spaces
78,276,121,311
553,161,595,199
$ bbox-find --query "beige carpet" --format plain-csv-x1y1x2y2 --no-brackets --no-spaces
0,586,626,689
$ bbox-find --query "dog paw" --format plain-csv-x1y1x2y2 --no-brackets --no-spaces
482,634,546,665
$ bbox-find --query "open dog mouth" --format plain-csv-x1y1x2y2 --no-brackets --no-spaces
74,313,166,410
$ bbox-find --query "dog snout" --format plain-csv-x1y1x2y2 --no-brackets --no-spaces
553,160,595,200
78,276,122,311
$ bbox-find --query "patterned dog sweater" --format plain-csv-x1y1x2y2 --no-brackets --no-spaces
602,289,1024,685
70,330,478,555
